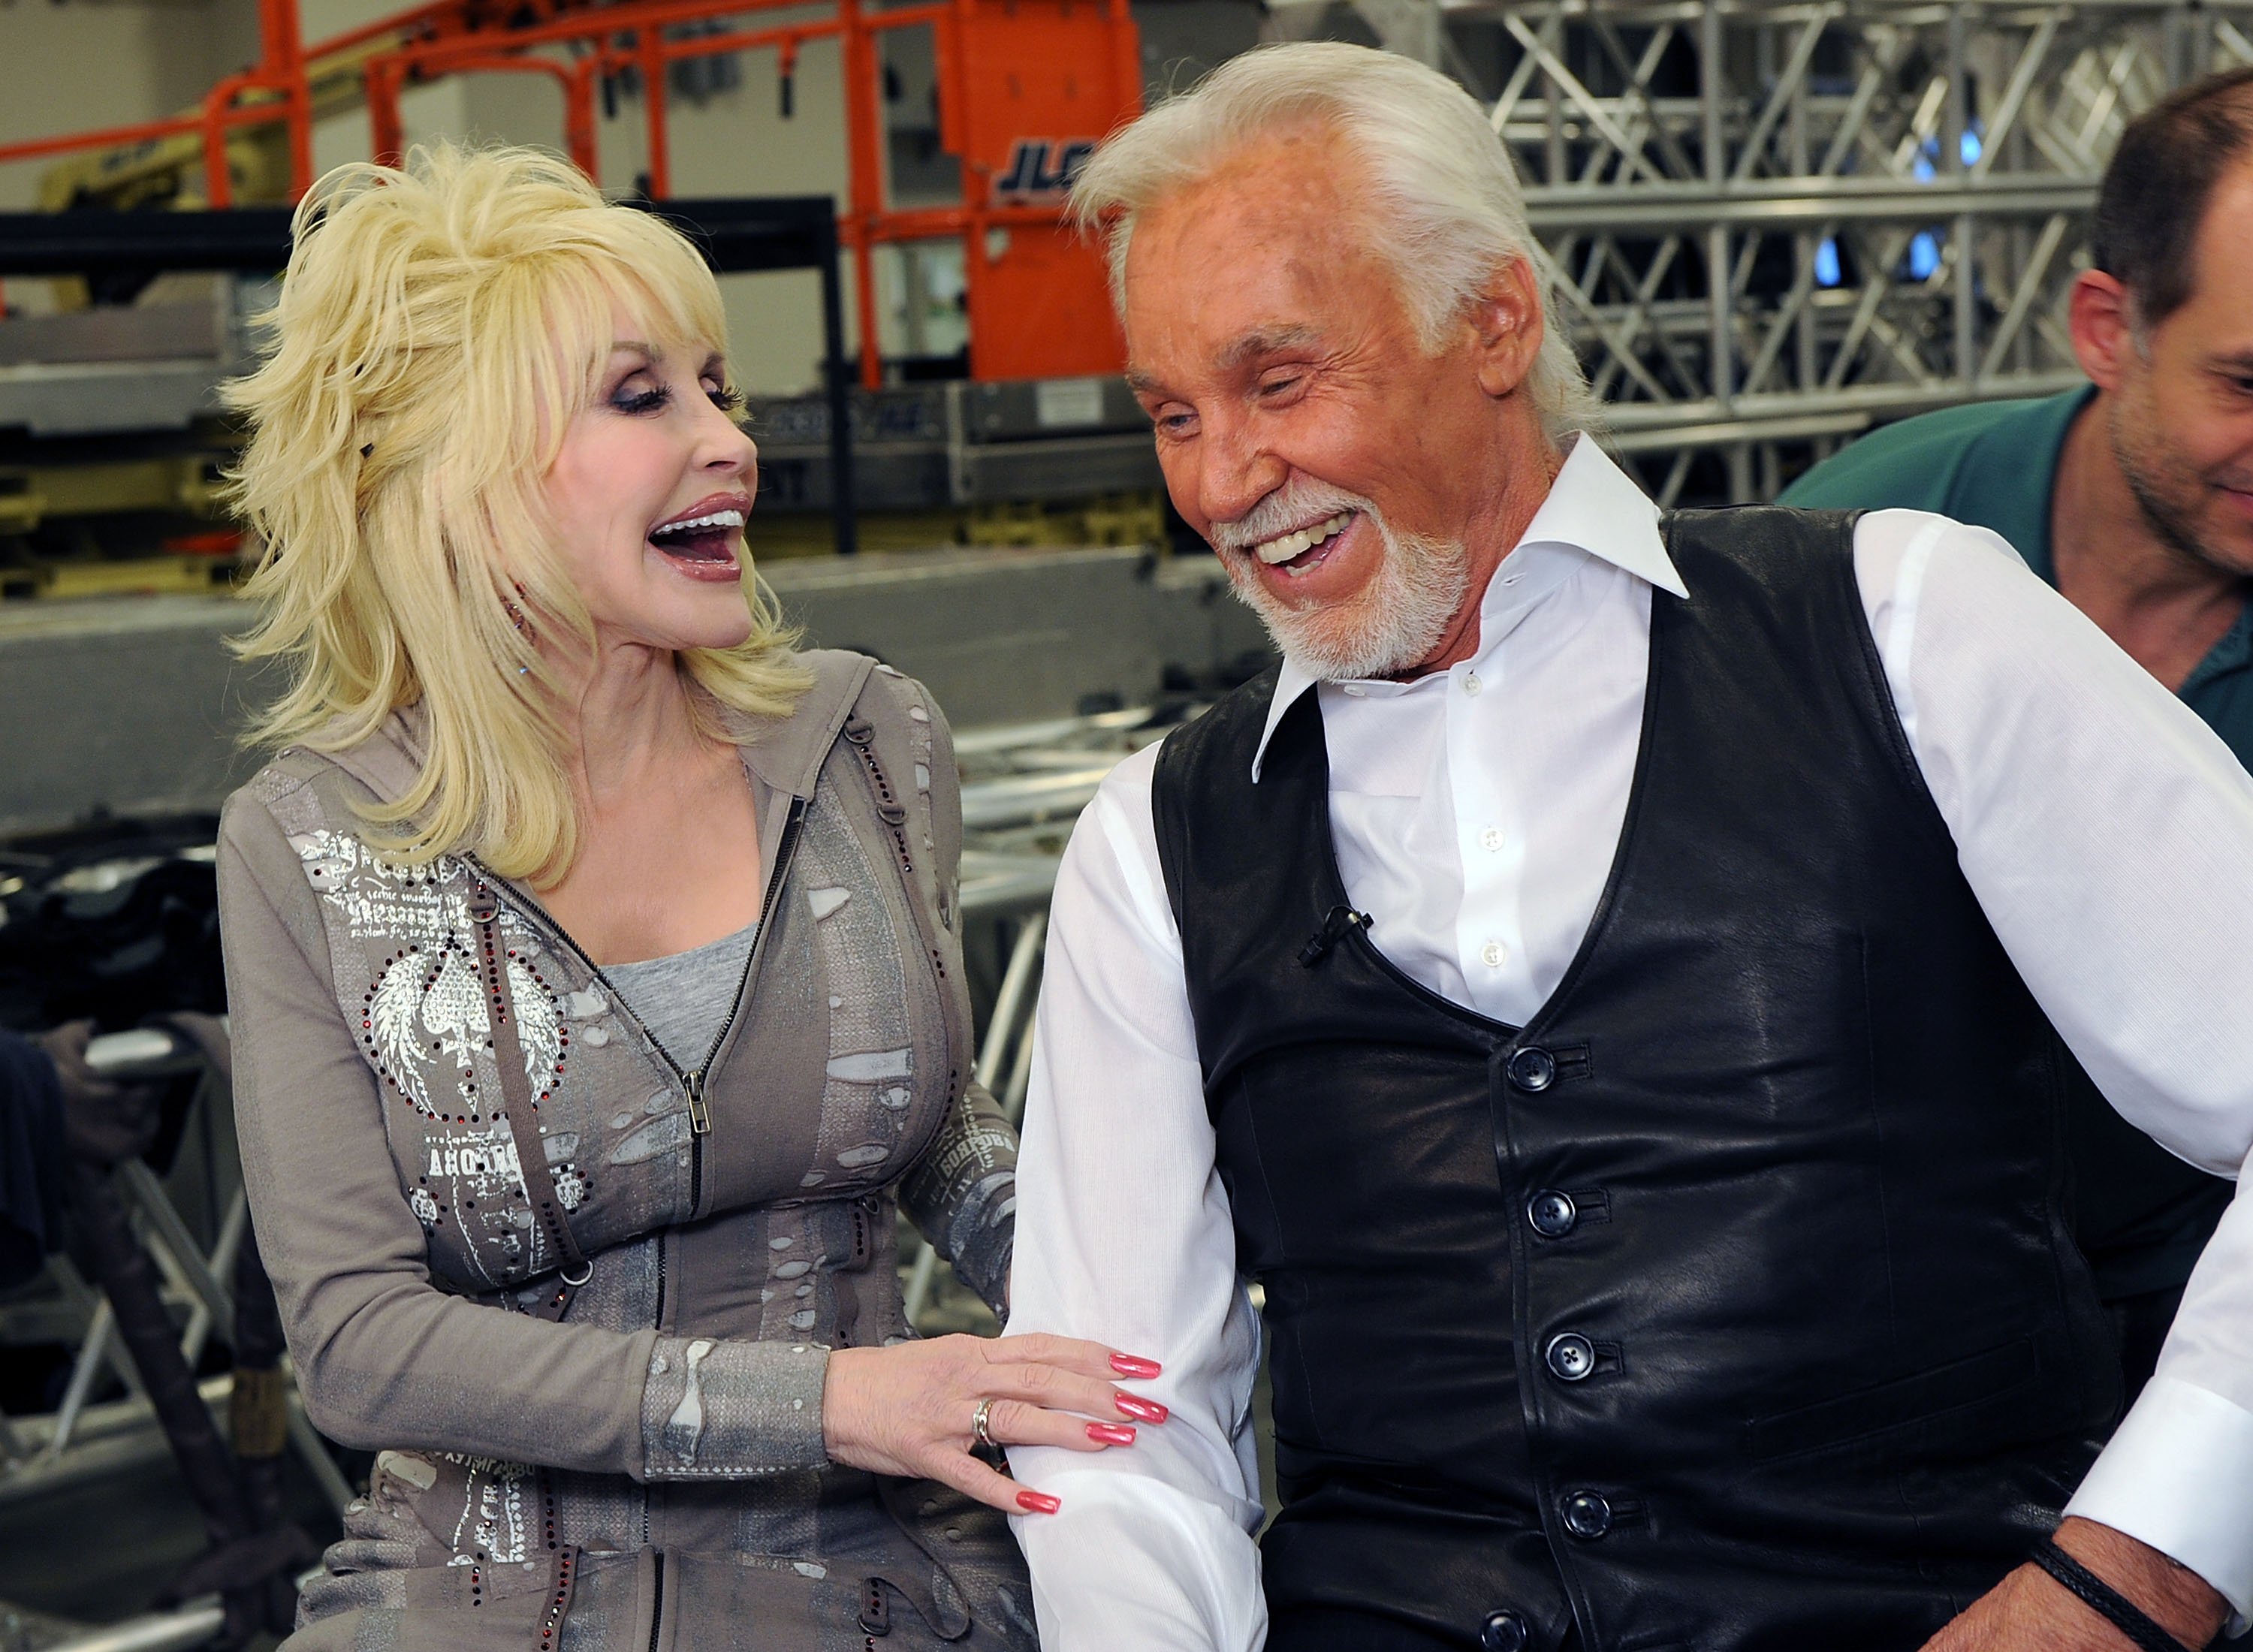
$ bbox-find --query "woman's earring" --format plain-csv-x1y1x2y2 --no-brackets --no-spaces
504,588,533,674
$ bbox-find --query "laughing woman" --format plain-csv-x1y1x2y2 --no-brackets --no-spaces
215,144,1160,1651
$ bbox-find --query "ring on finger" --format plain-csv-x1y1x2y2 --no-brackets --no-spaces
972,1396,998,1452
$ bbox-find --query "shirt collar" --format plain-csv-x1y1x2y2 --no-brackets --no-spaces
1248,436,1681,779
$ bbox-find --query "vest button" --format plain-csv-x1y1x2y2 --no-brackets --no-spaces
1508,1046,1557,1091
1544,1332,1597,1382
1528,1189,1578,1237
1560,1489,1613,1539
1480,1609,1530,1651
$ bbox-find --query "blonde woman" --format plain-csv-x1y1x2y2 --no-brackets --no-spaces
215,144,1162,1651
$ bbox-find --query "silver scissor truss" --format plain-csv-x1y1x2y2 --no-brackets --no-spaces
1407,0,2253,501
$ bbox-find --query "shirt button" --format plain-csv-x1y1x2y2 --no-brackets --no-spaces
1479,825,1505,853
1508,1045,1556,1091
1480,1610,1530,1652
1528,1189,1578,1237
1341,684,1367,698
1462,671,1482,696
1561,1489,1613,1539
1480,940,1507,969
1545,1332,1597,1382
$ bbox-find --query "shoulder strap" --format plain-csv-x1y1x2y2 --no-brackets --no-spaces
1150,663,1283,940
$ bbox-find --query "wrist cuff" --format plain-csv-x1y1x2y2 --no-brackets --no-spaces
641,1335,829,1479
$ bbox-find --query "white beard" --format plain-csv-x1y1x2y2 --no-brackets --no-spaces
1212,481,1470,682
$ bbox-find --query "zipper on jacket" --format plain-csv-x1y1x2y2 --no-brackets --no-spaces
466,796,807,1221
644,1550,665,1652
460,858,669,1069
682,797,806,1215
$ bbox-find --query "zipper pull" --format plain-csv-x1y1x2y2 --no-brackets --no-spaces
1297,905,1372,967
685,1070,712,1135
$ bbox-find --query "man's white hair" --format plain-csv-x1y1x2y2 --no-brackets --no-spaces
1070,41,1598,445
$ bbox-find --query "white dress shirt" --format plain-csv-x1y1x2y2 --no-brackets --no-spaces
1006,436,2253,1650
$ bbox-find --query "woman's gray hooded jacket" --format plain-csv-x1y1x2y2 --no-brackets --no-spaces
216,651,1033,1651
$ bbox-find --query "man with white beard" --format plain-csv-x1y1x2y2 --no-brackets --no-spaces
997,41,2253,1652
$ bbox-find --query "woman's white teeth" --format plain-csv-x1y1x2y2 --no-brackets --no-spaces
1254,511,1353,566
652,508,746,538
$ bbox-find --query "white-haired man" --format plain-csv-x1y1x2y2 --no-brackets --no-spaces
1000,40,2253,1652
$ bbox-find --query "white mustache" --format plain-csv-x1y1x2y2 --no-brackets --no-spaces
1209,481,1377,553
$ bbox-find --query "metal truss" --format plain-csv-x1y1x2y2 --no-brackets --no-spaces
1425,0,2253,501
0,1036,354,1524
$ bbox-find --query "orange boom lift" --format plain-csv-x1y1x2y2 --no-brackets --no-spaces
0,0,1140,387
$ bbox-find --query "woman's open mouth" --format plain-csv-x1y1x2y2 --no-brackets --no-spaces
647,504,747,578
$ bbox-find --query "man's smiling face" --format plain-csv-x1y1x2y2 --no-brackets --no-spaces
2110,158,2253,578
1120,123,1537,678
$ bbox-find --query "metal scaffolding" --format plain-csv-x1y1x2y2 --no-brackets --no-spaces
1427,0,2253,500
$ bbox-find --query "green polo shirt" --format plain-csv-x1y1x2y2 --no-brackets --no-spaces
1784,387,2250,1303
1783,386,2253,772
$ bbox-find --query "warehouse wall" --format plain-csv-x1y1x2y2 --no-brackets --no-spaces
0,0,855,388
0,0,259,214
0,550,1270,837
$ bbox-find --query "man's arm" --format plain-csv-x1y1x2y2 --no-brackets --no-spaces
1005,745,1269,1652
1856,509,2253,1645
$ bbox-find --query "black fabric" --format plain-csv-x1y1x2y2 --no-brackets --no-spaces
2065,1063,2232,1301
2108,1283,2188,1412
0,1029,67,1288
1150,506,2116,1652
1269,1605,1475,1651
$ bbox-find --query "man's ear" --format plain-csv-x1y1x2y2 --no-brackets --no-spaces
1470,255,1546,401
2069,269,2140,391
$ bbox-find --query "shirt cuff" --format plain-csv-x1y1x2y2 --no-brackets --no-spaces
2066,1374,2253,1628
640,1335,829,1479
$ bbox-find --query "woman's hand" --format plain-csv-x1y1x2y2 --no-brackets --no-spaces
822,1333,1166,1515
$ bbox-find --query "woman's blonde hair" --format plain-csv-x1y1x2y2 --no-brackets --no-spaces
227,142,810,884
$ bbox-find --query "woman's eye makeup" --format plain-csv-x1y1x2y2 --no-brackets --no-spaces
606,378,744,416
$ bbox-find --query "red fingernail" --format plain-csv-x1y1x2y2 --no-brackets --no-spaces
1110,1352,1163,1379
1087,1421,1136,1446
1016,1490,1061,1515
1114,1392,1169,1424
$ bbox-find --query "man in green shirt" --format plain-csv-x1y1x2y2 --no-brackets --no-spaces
1784,66,2253,1407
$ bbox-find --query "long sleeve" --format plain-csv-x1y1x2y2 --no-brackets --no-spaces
898,1078,1017,1320
218,786,830,1479
1003,748,1269,1652
1854,509,2253,1616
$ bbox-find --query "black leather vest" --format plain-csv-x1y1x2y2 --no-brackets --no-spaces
1150,508,2118,1652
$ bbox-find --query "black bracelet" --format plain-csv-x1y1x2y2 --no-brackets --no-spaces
2028,1538,2198,1652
